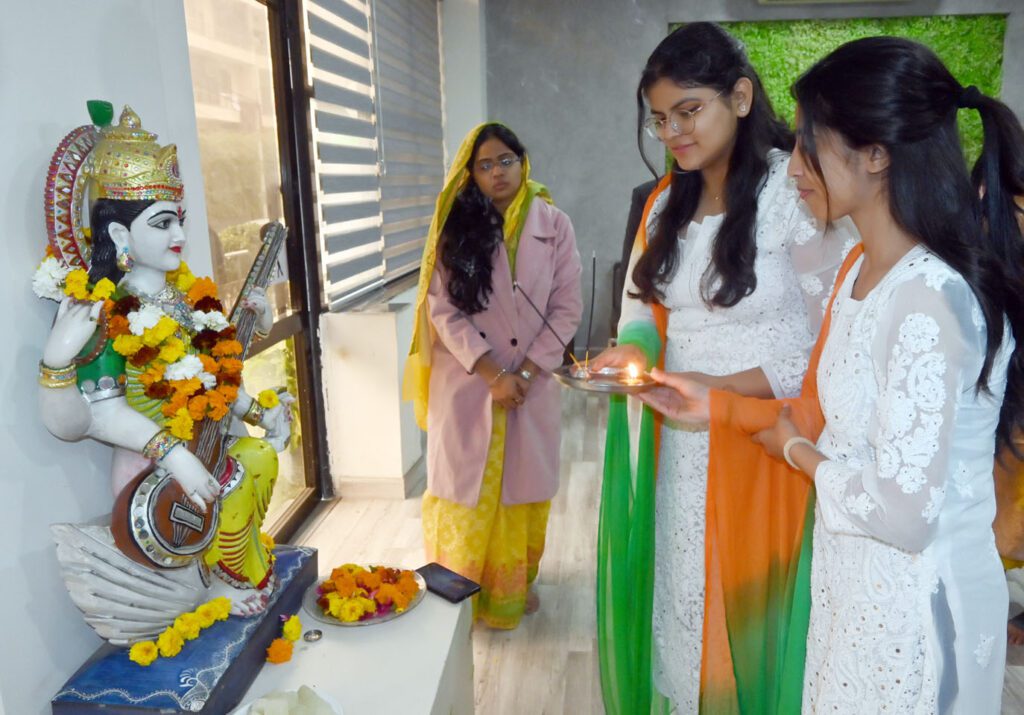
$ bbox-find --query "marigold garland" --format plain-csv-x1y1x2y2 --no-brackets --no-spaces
314,564,421,624
42,260,246,441
128,596,231,666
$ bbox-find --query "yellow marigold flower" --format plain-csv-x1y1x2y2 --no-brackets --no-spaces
166,261,196,290
259,531,276,552
282,615,302,642
257,389,280,409
338,598,366,623
156,626,184,658
195,603,218,629
112,334,144,356
128,640,159,666
209,597,232,621
158,337,186,364
91,278,116,301
64,269,89,300
143,316,179,347
266,638,293,664
167,408,195,440
173,612,202,641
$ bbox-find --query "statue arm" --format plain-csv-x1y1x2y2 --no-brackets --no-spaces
38,298,103,440
89,398,221,508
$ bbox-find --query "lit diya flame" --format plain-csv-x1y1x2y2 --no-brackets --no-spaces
623,363,642,385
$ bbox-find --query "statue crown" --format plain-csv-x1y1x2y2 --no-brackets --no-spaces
86,106,184,203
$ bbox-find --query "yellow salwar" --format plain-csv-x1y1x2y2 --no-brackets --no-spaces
422,406,551,629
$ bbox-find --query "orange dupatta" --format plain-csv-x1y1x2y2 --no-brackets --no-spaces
699,242,864,713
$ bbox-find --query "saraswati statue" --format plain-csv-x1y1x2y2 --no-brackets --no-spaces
34,101,292,646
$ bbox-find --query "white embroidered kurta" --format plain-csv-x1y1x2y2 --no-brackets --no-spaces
806,246,1008,714
619,150,854,710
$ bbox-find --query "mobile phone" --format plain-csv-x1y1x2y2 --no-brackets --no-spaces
416,562,481,603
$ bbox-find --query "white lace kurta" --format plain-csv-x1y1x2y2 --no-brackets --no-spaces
806,246,1009,714
619,150,853,710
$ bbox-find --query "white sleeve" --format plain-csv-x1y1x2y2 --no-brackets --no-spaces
761,185,857,397
813,273,982,553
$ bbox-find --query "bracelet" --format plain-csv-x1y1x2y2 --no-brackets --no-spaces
489,368,509,387
242,398,266,427
38,361,77,388
783,436,816,470
518,367,534,382
142,430,183,462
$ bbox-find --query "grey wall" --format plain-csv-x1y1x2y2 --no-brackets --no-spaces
484,0,1024,349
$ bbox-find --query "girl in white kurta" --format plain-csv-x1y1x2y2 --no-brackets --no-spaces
617,150,849,709
593,23,851,712
639,36,1024,714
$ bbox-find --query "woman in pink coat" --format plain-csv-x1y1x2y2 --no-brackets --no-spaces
406,123,582,628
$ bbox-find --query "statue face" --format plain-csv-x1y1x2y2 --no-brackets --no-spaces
118,200,186,273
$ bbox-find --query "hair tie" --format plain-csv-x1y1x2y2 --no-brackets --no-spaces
957,85,983,109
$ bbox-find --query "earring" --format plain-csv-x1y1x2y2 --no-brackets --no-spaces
740,105,747,112
116,247,134,273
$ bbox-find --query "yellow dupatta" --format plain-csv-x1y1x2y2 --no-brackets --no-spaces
402,123,552,429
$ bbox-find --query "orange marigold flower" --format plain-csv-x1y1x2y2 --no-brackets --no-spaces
138,364,166,388
187,277,219,305
219,358,243,374
212,339,243,358
375,583,399,606
332,573,361,598
216,384,240,404
162,391,189,418
356,570,382,591
107,315,130,338
206,389,229,420
392,591,412,611
199,354,219,373
187,394,209,421
265,638,293,664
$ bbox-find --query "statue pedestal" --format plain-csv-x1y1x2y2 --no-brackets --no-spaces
51,545,318,714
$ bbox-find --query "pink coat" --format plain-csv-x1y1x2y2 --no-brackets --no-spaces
425,199,583,507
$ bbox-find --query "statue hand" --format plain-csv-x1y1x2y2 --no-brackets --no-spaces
261,391,295,452
43,298,103,367
242,287,274,335
160,444,221,511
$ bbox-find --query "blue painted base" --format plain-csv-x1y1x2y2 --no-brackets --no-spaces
52,545,318,714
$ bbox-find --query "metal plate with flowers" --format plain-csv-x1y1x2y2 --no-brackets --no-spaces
302,569,427,627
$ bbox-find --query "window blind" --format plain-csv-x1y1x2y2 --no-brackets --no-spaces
302,0,443,310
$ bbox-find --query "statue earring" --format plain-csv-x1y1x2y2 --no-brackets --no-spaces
116,247,134,273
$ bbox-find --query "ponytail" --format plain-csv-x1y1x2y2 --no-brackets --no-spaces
963,86,1024,455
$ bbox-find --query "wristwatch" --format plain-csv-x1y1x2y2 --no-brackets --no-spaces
518,367,534,382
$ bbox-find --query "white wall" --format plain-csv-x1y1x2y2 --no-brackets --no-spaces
0,2,210,713
440,0,487,165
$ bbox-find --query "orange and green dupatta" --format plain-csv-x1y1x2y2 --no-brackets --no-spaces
597,179,864,713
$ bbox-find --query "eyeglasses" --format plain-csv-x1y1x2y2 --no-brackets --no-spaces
475,154,521,173
644,90,726,139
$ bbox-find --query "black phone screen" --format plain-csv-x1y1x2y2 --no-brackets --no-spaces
416,562,482,603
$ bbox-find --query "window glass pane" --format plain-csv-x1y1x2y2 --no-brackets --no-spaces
184,0,293,321
240,337,309,530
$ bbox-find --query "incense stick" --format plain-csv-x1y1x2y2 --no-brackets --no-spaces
512,281,582,369
584,251,596,370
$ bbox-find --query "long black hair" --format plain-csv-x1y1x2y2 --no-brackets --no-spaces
439,124,526,315
793,36,1024,454
87,198,155,285
631,22,793,307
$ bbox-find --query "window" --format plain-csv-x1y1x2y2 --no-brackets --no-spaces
185,0,327,539
302,0,444,310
